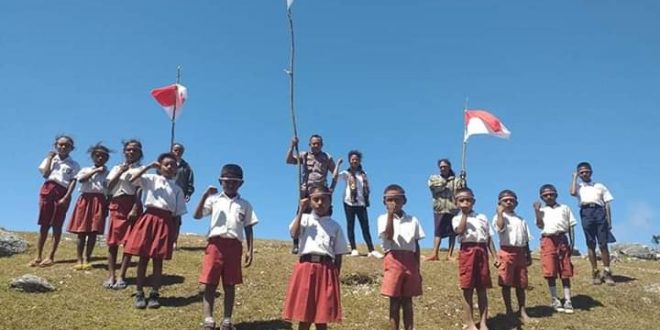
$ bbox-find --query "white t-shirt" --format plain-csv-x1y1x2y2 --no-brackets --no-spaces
338,170,368,206
577,181,614,206
377,212,426,252
38,154,80,188
452,211,493,244
135,173,187,216
107,163,142,197
290,213,349,259
539,204,577,236
75,166,108,194
492,212,532,247
200,192,259,241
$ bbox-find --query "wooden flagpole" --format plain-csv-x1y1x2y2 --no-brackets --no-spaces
286,4,302,195
170,66,181,149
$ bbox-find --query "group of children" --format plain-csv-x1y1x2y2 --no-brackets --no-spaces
33,135,616,330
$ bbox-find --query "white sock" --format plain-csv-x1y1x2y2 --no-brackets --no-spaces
604,267,611,273
223,317,231,325
549,286,557,299
564,287,571,301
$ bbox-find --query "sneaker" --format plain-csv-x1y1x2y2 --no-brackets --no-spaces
563,300,574,314
112,279,128,290
147,291,160,309
220,322,236,330
602,270,615,286
551,297,564,313
202,317,215,330
350,249,360,257
592,269,602,285
291,245,299,255
368,250,384,258
134,291,147,309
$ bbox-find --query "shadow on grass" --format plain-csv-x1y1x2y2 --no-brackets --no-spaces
123,274,186,287
55,256,106,264
90,261,139,269
613,274,636,283
572,294,604,311
159,291,222,308
525,305,554,318
235,319,293,330
178,246,207,252
488,313,523,330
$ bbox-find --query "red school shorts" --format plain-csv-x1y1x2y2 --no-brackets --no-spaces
37,181,71,228
541,235,574,279
497,246,528,288
198,237,243,286
458,242,492,289
380,250,423,298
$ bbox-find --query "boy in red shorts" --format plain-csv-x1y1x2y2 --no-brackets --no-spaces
534,184,576,314
492,190,532,323
194,164,259,330
378,184,425,330
453,188,497,330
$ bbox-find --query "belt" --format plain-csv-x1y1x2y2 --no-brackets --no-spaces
542,232,566,237
581,203,602,208
300,254,333,263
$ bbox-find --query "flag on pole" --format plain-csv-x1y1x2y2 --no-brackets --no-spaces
464,109,511,141
151,84,187,120
287,0,295,10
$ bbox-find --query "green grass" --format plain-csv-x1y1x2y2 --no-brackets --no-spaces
1,232,659,329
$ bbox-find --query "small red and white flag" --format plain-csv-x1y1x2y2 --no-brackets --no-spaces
464,109,511,142
151,83,188,120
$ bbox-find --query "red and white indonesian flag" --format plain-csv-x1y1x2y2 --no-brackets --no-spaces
151,83,187,120
464,110,511,142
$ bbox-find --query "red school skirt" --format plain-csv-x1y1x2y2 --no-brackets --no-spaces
37,181,71,228
123,208,173,260
67,192,107,234
458,242,492,289
282,256,342,324
106,194,139,246
497,246,528,288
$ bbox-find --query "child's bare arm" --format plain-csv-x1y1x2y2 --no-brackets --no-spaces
495,204,506,231
39,152,57,178
129,162,158,183
193,186,217,219
568,225,575,252
57,179,77,205
488,237,497,259
454,212,468,235
533,201,544,229
289,198,309,239
78,166,105,183
244,225,254,267
569,172,578,197
415,241,421,270
383,204,395,240
334,254,343,275
605,202,612,229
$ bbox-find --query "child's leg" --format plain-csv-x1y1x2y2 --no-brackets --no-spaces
203,284,217,320
151,258,163,292
135,256,149,292
222,284,235,324
85,234,97,263
314,323,327,330
401,297,414,330
515,287,530,321
34,225,50,263
45,226,63,262
599,242,611,268
388,297,401,330
298,322,311,330
75,233,85,265
501,286,513,314
461,289,478,330
118,253,132,282
561,278,572,301
476,288,489,330
546,278,557,298
107,245,118,280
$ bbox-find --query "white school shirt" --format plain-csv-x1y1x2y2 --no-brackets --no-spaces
134,173,187,216
577,181,614,206
452,211,493,244
377,212,426,253
38,154,80,188
492,212,532,247
201,192,259,241
338,170,367,206
75,166,108,194
107,163,142,197
539,204,577,236
290,213,349,259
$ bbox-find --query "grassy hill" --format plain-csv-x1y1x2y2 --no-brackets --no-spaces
1,232,659,329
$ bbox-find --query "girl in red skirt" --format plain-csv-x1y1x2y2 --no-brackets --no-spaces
283,186,349,329
32,135,80,267
67,143,111,271
123,153,187,309
104,139,143,289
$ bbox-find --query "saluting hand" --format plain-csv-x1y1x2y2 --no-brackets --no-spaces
205,186,218,196
496,204,506,215
298,198,310,212
47,151,57,159
149,161,160,169
533,201,542,211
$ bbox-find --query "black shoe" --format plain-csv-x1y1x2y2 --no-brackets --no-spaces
147,291,161,309
291,245,299,255
134,291,147,309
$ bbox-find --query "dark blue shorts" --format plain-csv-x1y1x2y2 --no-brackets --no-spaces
580,205,608,247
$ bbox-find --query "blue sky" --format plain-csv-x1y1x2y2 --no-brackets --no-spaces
2,1,658,252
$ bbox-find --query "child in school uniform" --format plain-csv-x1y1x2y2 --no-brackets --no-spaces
453,187,496,330
104,139,143,289
194,164,258,330
282,185,349,330
535,184,577,314
378,184,425,330
31,135,80,267
67,143,111,271
123,152,187,309
570,161,615,285
492,190,532,322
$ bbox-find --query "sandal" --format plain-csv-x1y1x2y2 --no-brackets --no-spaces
202,317,216,330
28,258,42,267
102,279,115,289
39,259,54,267
112,279,128,290
81,263,93,271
